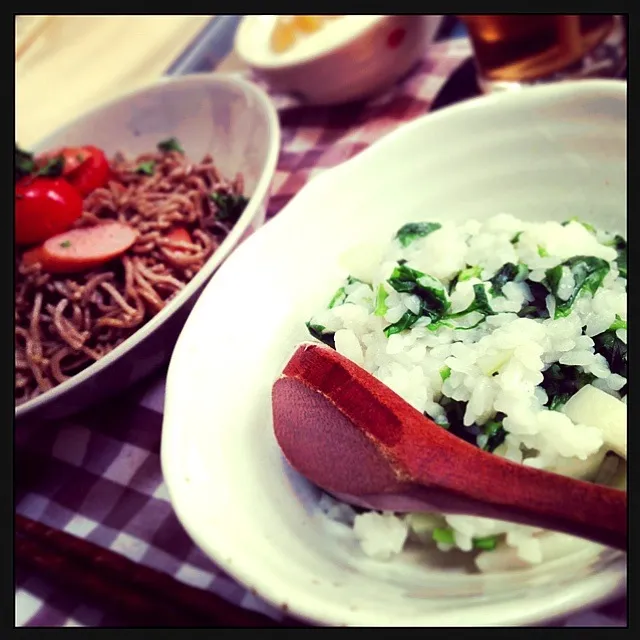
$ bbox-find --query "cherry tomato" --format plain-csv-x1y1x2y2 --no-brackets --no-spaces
65,145,110,197
36,145,111,197
37,146,90,176
15,177,84,246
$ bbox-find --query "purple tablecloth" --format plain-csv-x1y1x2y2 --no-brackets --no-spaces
15,38,626,627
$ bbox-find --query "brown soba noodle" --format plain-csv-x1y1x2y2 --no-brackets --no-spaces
15,149,246,406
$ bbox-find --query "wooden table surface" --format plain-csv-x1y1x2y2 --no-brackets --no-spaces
16,15,213,147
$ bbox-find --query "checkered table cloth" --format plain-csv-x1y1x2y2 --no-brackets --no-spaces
15,38,626,628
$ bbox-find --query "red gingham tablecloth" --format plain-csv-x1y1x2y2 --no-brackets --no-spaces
15,38,627,628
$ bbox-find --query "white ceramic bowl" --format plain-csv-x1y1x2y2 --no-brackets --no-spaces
235,15,443,105
162,81,626,626
15,74,280,424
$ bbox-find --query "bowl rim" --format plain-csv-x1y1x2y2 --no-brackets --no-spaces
161,79,626,627
15,73,281,421
234,15,403,72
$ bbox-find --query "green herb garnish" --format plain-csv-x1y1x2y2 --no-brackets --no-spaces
210,192,249,224
59,240,72,248
35,156,65,178
448,266,480,294
545,256,610,319
548,395,568,412
157,137,184,153
479,416,505,452
448,284,495,319
328,286,347,309
136,161,156,175
15,143,64,181
489,263,528,297
427,319,456,332
604,235,627,279
387,264,450,320
305,322,336,349
383,311,421,337
440,366,451,381
457,266,483,282
327,275,368,309
543,364,596,411
517,280,550,319
593,330,627,381
510,231,522,244
395,222,441,248
15,143,35,181
437,398,507,451
374,284,389,317
432,527,455,545
609,315,626,331
384,267,494,335
383,263,451,334
537,245,549,257
473,535,499,551
328,276,371,309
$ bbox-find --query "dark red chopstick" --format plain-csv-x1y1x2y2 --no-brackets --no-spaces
16,515,299,627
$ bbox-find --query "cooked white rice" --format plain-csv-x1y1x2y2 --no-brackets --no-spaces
308,214,627,572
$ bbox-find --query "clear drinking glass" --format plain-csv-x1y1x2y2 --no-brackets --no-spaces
459,14,627,93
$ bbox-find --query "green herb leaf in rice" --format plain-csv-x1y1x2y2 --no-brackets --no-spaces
609,315,626,331
305,322,336,349
489,262,528,297
517,280,550,319
328,286,347,309
609,235,627,278
432,527,455,545
542,364,595,412
374,284,389,317
383,310,421,337
473,535,499,551
387,264,450,320
395,221,441,247
545,256,610,319
593,330,627,380
448,284,495,319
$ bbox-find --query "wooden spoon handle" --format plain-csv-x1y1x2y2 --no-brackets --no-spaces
403,477,626,550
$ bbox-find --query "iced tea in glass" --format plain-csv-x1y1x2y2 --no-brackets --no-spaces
460,14,626,92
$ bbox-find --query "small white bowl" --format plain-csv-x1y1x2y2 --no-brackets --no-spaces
15,74,280,424
235,15,444,105
162,80,626,627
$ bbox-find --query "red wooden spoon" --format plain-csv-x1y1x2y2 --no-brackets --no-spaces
272,343,627,551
